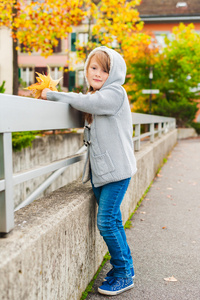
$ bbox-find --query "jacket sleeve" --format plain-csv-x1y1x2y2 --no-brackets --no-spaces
46,85,124,115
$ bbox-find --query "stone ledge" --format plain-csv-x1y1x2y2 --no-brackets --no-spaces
177,128,197,139
0,129,177,300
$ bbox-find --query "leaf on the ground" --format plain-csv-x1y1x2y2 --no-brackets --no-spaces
164,276,177,282
157,174,163,177
177,180,183,183
162,226,167,229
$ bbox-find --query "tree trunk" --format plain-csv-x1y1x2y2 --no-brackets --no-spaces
82,16,92,94
12,0,18,95
12,37,18,95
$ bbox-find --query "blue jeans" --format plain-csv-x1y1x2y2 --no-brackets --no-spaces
91,177,133,278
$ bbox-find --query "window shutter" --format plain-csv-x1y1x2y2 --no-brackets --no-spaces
69,71,76,91
71,33,76,52
18,68,21,79
92,35,98,43
63,67,69,88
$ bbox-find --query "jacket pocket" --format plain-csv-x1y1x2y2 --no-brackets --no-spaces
92,151,115,176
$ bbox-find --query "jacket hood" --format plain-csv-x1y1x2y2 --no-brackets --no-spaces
84,46,127,89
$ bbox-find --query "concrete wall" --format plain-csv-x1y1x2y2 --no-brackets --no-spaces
13,132,84,208
177,127,197,139
0,129,177,300
0,27,13,94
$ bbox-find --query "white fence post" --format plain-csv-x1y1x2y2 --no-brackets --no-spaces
158,123,162,138
134,124,141,151
0,133,14,233
150,123,154,143
163,122,167,134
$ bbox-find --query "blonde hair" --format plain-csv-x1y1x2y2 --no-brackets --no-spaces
85,50,110,124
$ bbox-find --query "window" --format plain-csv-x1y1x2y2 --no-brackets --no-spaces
19,67,34,86
71,32,98,51
53,38,62,53
50,66,63,86
154,32,171,50
20,43,32,53
63,68,76,91
78,32,89,46
78,70,84,86
155,35,166,48
176,2,187,8
111,36,118,48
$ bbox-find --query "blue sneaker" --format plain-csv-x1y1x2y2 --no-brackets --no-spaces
98,277,134,295
104,267,135,281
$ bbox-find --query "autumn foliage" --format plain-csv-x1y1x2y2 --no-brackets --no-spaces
75,0,151,65
125,23,200,126
0,0,85,56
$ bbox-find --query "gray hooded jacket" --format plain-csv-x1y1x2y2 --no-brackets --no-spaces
47,46,137,187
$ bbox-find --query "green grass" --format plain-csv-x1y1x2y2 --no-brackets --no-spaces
156,157,168,176
80,253,111,300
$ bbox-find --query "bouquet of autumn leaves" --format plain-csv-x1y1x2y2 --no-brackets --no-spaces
26,66,62,98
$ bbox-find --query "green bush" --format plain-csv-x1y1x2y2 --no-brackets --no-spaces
0,81,6,93
190,122,200,135
153,98,198,128
12,131,39,152
72,85,84,93
18,78,27,88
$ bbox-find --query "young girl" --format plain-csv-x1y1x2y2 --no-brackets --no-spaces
41,46,137,296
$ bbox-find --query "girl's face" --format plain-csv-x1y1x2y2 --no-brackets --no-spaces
87,55,109,91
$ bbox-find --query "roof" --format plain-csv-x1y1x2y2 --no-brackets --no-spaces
137,0,200,17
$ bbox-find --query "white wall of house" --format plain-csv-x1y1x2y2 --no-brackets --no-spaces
0,27,13,94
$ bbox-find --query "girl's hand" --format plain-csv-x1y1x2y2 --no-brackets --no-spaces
41,88,51,100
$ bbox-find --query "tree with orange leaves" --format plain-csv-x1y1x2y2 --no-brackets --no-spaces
126,23,200,127
70,0,152,93
0,0,85,95
124,33,161,113
75,0,150,62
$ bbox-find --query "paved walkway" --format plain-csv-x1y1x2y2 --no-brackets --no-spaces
86,138,200,300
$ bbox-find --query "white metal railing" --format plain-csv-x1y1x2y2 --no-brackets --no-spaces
132,113,176,151
0,94,176,233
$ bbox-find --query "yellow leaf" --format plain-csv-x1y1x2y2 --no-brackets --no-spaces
26,66,62,99
164,276,178,282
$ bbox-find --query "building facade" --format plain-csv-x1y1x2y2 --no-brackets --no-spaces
138,0,200,45
137,0,200,121
0,27,13,94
